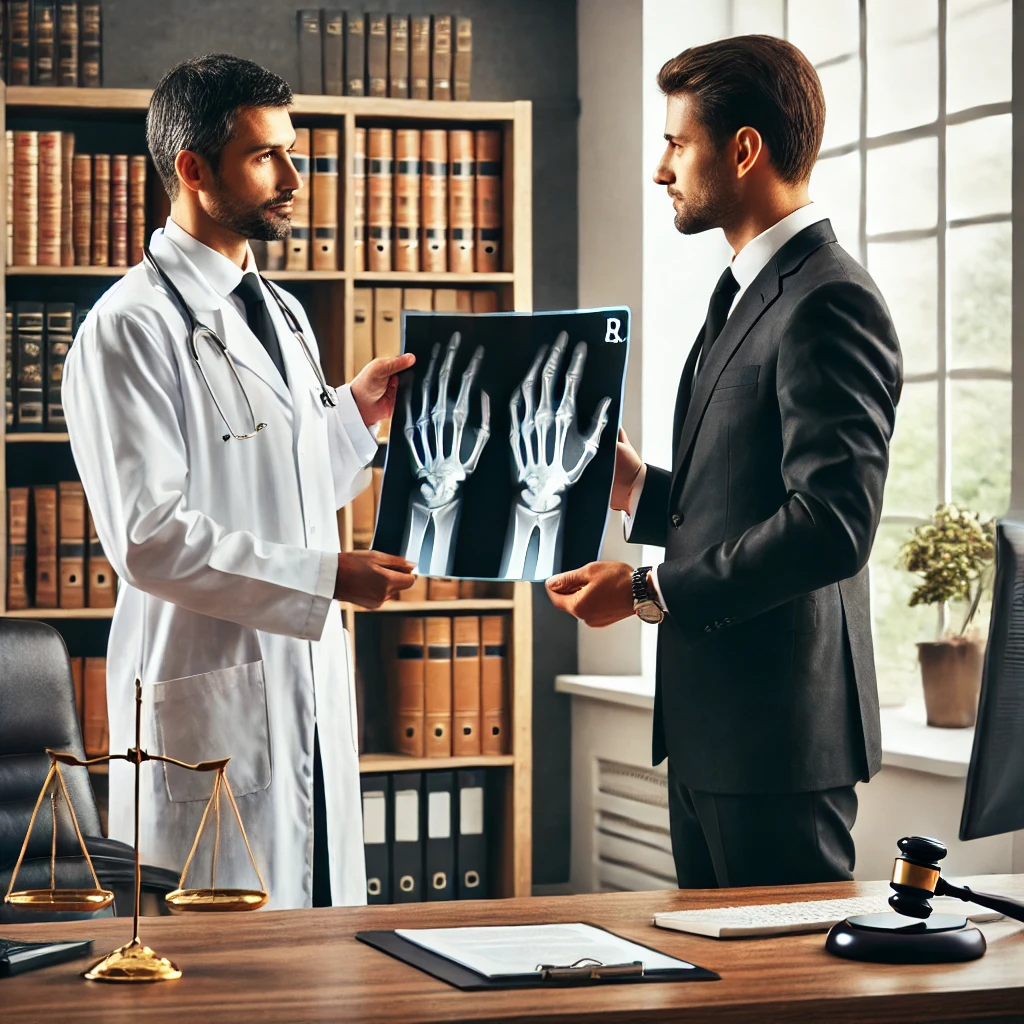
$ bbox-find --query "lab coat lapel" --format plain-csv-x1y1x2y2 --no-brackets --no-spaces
261,279,325,428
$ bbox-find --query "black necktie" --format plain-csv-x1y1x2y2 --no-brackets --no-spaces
694,266,740,384
232,273,287,383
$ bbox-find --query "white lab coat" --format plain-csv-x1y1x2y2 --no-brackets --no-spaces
62,224,377,909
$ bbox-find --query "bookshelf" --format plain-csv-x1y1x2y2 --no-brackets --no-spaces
0,84,534,899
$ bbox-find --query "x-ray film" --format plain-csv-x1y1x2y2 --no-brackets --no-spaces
371,307,630,581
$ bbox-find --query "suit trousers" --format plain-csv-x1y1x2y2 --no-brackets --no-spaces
667,759,858,888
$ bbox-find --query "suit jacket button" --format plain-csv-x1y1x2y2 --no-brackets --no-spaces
704,625,713,634
671,514,682,528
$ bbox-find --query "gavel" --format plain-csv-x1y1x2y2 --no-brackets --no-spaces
889,836,1024,923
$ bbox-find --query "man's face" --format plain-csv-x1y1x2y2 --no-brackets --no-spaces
201,105,303,241
653,93,739,235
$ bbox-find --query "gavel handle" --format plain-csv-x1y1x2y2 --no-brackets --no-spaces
936,877,1024,924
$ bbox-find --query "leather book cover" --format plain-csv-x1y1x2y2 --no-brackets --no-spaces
372,287,401,359
452,616,482,756
480,615,509,755
391,771,424,903
79,2,100,87
37,131,62,267
424,616,452,757
60,131,75,266
322,10,344,96
265,240,285,270
402,288,432,312
366,12,388,98
472,290,499,313
474,130,502,272
458,579,479,598
345,13,365,95
425,771,456,901
399,575,428,602
14,301,44,431
420,130,447,273
129,155,147,266
352,287,373,375
72,153,92,266
58,480,86,609
456,768,487,898
86,506,116,608
447,130,474,274
431,15,452,101
367,128,393,272
388,15,409,98
9,1,32,85
5,306,14,430
351,483,374,549
387,616,425,757
57,0,78,86
432,289,458,313
311,128,339,271
45,301,74,430
34,484,59,608
110,154,128,267
83,657,108,759
352,127,366,272
286,128,311,270
70,656,85,730
32,0,57,85
91,153,110,267
6,131,13,266
394,129,420,273
297,9,323,95
410,15,430,99
361,774,391,904
6,488,30,611
453,17,472,101
13,131,39,267
427,577,459,601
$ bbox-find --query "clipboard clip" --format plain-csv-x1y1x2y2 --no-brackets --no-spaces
536,958,645,981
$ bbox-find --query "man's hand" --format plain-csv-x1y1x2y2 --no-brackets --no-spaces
351,354,416,427
545,561,635,627
335,550,417,608
610,428,643,512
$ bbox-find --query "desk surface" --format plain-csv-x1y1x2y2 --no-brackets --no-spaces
3,877,1024,1023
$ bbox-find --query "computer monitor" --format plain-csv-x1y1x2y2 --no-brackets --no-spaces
959,517,1024,841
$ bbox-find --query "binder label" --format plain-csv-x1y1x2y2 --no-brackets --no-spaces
362,791,386,844
428,791,451,838
460,786,483,835
395,789,420,842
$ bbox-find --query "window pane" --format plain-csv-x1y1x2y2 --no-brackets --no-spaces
884,381,939,517
948,0,1011,113
867,239,937,375
949,221,1012,371
789,0,859,65
732,0,784,36
819,57,861,151
950,380,1011,516
866,138,938,234
947,115,1012,221
871,522,940,706
866,0,938,137
810,152,861,255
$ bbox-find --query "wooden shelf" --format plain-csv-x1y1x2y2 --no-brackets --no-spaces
264,270,346,281
359,752,514,773
6,432,70,442
6,265,125,276
354,271,514,284
350,599,515,613
1,607,114,619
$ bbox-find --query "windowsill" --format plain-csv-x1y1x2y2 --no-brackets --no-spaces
554,675,974,779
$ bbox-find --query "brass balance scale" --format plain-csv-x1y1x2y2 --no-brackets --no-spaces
3,680,268,982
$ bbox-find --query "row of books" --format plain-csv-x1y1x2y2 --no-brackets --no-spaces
7,132,147,267
1,0,102,87
5,301,87,430
361,768,488,904
69,655,108,758
383,614,509,759
356,127,501,274
6,481,117,610
297,11,471,100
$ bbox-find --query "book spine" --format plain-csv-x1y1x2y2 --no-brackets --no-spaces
345,13,365,96
322,9,344,96
37,130,62,267
367,128,393,272
6,131,14,266
9,1,32,86
79,2,100,87
351,287,374,379
6,488,30,611
474,130,502,273
32,0,57,86
389,617,425,757
453,16,472,101
427,577,460,600
58,480,86,608
432,288,459,312
110,154,128,267
471,290,499,313
367,12,388,98
265,240,285,271
129,155,147,266
45,301,73,430
13,131,39,267
424,616,452,757
286,128,311,271
480,615,510,755
409,15,431,100
401,288,433,312
448,130,475,274
83,657,109,758
372,287,401,360
86,505,116,608
57,0,79,86
394,129,420,274
60,132,75,266
420,130,447,273
72,152,92,266
34,484,59,608
14,302,44,430
296,9,323,95
311,129,339,271
452,615,482,756
91,152,110,266
388,14,409,98
4,307,14,430
352,128,367,273
431,15,452,101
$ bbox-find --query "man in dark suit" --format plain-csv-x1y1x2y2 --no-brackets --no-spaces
547,35,902,887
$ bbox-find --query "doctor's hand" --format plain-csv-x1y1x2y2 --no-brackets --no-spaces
351,354,416,427
545,561,635,627
335,550,417,609
610,428,643,512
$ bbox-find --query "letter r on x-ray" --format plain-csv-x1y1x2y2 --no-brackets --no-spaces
604,317,624,343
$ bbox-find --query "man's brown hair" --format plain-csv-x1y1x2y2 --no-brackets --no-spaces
657,35,825,183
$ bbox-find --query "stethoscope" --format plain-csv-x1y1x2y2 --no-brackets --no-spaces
143,246,336,442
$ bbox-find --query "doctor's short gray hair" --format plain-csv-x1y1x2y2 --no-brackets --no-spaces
147,54,293,200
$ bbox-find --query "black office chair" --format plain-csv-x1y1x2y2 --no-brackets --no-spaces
0,619,179,923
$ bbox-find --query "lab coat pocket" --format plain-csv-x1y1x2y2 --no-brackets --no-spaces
151,661,273,803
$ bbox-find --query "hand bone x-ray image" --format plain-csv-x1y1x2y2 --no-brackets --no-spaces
372,307,630,581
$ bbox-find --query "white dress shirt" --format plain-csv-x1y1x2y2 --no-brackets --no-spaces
164,216,257,319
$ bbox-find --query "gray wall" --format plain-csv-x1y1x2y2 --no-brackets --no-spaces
101,0,579,885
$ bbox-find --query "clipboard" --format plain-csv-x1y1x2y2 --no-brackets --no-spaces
355,924,720,989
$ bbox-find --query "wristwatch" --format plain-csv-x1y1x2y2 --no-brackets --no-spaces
632,566,665,624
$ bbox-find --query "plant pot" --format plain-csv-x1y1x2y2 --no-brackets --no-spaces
917,637,984,728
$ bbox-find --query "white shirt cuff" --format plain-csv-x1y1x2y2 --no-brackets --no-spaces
651,564,668,614
621,465,647,541
333,383,379,465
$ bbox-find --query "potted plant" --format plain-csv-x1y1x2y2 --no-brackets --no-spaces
900,503,995,728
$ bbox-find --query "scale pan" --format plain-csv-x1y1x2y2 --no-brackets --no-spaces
164,887,268,912
6,888,115,913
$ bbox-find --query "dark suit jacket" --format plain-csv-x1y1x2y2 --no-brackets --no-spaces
629,219,902,794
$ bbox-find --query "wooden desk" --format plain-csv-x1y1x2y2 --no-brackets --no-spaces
3,877,1024,1023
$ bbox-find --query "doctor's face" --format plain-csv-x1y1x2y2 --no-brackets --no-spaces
203,105,304,242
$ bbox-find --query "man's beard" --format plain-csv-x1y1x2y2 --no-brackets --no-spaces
670,164,738,235
207,182,294,241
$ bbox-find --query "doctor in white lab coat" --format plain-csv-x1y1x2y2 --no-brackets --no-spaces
62,54,416,909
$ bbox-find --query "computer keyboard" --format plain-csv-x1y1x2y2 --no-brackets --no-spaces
653,895,1002,938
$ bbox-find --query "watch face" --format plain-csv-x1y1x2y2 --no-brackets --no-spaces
635,600,664,624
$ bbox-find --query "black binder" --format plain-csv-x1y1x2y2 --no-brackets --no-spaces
391,771,423,903
361,773,390,904
456,768,486,899
425,771,455,901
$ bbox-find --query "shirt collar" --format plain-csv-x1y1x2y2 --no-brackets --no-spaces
162,217,256,300
729,202,827,293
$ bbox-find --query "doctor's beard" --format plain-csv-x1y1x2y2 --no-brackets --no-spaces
206,182,295,242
